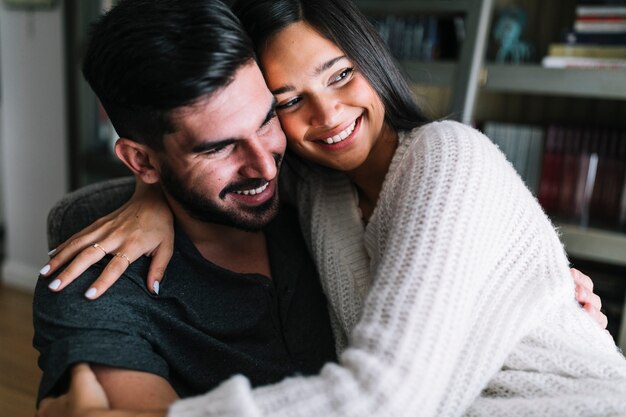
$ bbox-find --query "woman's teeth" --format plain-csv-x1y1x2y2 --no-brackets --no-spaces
235,182,269,196
323,119,356,144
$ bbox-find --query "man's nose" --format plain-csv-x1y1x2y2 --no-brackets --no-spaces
239,138,278,180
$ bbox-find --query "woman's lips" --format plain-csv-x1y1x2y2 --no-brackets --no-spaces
313,115,362,151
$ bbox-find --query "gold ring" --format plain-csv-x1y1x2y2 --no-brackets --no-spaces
92,243,107,255
114,252,131,267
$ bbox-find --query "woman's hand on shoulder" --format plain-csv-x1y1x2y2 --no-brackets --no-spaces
571,268,608,329
40,181,175,300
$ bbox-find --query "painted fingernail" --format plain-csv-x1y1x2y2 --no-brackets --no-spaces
48,279,61,290
85,288,98,299
152,281,160,295
40,264,51,275
48,248,57,256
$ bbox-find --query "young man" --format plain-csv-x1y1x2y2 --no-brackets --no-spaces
33,0,336,411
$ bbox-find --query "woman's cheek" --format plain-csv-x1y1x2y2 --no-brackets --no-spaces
278,114,305,145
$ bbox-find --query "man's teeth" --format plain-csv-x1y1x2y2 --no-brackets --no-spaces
323,119,356,144
235,182,269,196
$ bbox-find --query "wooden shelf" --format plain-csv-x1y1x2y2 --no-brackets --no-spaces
482,64,626,100
558,223,626,267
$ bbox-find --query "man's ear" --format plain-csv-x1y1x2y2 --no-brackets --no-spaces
114,138,161,184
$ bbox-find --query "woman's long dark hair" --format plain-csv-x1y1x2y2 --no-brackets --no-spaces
231,0,430,133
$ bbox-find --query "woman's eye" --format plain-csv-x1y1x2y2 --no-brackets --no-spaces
331,67,354,85
276,96,302,111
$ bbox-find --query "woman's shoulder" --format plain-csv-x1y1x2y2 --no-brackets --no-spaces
397,120,501,170
405,120,491,148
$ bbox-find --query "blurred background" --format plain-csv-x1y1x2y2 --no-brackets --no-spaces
0,0,625,416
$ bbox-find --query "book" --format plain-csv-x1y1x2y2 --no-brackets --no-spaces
565,31,626,44
602,130,626,223
573,129,593,220
574,20,626,32
483,122,535,188
619,131,626,228
576,0,626,4
576,15,626,21
542,55,626,68
576,6,626,16
589,130,610,223
548,43,626,58
557,128,581,219
525,127,545,196
539,126,564,214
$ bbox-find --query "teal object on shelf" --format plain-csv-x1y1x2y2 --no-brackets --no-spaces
493,7,533,64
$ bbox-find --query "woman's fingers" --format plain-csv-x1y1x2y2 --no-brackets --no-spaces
37,395,68,417
571,267,593,292
583,303,609,330
69,363,110,409
82,249,143,300
571,268,608,330
146,243,173,295
576,283,602,311
41,215,120,277
45,242,112,292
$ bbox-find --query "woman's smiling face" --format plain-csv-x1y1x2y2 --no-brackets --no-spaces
260,21,388,172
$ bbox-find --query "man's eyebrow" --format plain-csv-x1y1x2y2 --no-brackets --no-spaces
191,138,237,154
190,99,276,154
271,56,347,95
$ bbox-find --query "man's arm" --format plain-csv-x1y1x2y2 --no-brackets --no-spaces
33,260,172,406
91,365,178,409
38,364,169,417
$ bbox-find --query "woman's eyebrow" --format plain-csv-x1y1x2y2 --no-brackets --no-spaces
270,55,347,96
312,55,346,77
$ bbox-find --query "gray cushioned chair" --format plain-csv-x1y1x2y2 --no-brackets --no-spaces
47,177,135,250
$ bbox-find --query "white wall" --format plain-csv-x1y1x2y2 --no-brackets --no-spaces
0,5,69,291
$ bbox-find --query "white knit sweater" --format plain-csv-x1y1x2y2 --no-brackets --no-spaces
170,121,626,417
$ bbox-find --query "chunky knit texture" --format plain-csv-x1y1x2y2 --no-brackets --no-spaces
169,121,626,417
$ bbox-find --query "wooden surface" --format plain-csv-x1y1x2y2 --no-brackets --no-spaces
0,284,41,417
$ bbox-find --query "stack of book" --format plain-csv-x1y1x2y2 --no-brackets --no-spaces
483,122,545,195
483,122,626,230
368,14,464,61
542,0,626,68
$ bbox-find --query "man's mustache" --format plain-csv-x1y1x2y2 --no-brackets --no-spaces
219,153,283,198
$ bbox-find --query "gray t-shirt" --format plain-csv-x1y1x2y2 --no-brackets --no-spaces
33,206,337,403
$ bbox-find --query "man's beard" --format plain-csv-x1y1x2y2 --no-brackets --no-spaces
159,160,281,232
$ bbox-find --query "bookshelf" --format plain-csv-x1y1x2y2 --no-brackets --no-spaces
479,0,626,351
65,0,124,189
356,0,626,350
559,223,626,267
356,0,494,122
481,64,626,99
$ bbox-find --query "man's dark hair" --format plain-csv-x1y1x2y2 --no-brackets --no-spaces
232,0,430,133
82,0,255,149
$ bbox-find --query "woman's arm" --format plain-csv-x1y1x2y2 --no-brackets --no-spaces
41,180,175,299
163,122,625,417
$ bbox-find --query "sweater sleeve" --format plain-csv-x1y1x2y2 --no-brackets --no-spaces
168,121,620,417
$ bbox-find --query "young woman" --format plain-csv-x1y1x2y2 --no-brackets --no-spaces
39,0,624,416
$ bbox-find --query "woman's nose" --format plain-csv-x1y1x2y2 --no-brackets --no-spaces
308,93,341,128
